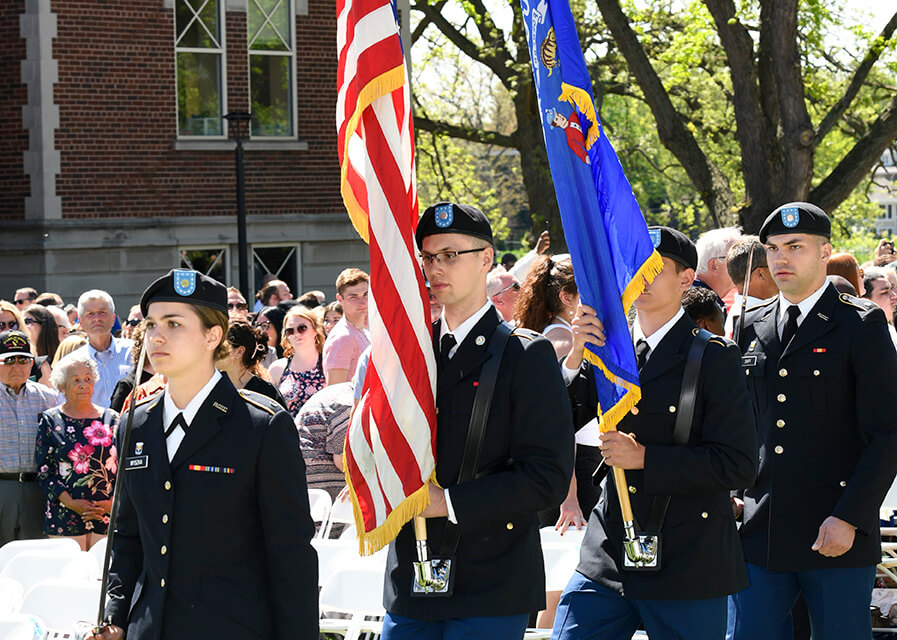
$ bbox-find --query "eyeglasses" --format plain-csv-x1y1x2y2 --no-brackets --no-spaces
23,317,41,326
0,321,18,331
283,324,310,336
495,282,521,296
125,318,141,327
2,356,32,366
419,247,487,266
228,302,248,310
13,299,29,306
255,321,272,331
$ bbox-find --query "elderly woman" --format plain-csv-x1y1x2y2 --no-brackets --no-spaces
35,352,118,551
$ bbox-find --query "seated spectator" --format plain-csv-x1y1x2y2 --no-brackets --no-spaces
35,292,64,308
46,305,71,342
71,290,133,408
52,333,88,368
269,307,325,418
295,382,353,501
226,287,250,322
486,266,521,323
826,252,865,296
863,267,897,349
0,330,61,547
515,255,579,359
255,305,286,368
14,287,38,311
121,305,143,340
827,275,856,296
36,352,117,551
217,321,287,409
0,300,25,336
323,268,370,385
23,304,59,388
109,323,157,413
681,287,726,336
321,301,343,337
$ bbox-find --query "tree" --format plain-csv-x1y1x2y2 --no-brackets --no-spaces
411,0,897,235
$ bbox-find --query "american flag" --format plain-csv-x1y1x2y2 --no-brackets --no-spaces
336,0,438,554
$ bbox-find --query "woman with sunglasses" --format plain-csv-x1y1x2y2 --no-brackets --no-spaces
0,300,25,336
268,306,325,418
23,304,60,386
217,320,287,409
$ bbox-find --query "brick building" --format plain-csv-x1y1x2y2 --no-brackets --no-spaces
0,0,370,310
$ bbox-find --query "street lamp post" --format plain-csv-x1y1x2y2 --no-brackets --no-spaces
224,111,252,302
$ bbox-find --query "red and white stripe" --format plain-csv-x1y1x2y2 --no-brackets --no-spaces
337,0,437,552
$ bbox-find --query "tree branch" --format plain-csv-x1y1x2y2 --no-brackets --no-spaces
413,114,518,147
816,10,897,142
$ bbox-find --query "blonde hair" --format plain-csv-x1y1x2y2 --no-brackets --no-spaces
281,306,325,356
52,333,88,367
189,304,230,361
0,300,26,336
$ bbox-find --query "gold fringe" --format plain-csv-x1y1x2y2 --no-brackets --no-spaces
339,65,408,244
558,82,601,150
621,250,664,312
344,463,439,556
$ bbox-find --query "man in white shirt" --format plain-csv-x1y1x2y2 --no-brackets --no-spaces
72,290,133,408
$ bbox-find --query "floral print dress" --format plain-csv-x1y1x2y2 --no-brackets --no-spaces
35,408,119,536
278,355,326,418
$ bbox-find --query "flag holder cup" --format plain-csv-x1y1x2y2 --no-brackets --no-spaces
411,516,455,596
612,467,661,571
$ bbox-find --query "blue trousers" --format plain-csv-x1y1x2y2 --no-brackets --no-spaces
726,562,876,640
381,611,529,639
552,571,727,640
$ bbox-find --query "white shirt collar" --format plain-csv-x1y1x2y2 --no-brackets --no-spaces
163,369,222,430
777,280,829,328
439,300,494,358
632,306,685,353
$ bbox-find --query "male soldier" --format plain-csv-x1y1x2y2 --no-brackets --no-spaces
380,202,574,639
728,203,897,639
553,226,758,640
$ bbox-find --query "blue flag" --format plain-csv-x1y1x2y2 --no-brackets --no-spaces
521,0,663,430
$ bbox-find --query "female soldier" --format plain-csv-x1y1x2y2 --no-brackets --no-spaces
89,269,318,640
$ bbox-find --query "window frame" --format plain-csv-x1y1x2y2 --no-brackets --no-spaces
246,0,298,140
174,0,229,140
179,245,231,282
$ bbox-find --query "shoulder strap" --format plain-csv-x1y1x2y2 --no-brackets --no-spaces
644,328,712,532
439,321,513,556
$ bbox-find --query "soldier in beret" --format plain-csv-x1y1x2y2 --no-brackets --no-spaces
727,203,897,639
88,269,318,640
553,226,758,640
380,202,574,639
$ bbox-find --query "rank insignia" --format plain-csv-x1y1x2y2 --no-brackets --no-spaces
135,442,144,455
213,402,228,413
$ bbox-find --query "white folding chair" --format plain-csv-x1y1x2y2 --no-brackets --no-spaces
0,613,47,640
1,551,99,594
87,537,108,573
0,538,81,573
539,526,586,548
319,562,386,640
308,489,333,538
0,576,25,614
312,538,356,588
322,497,356,539
20,578,101,631
543,545,580,592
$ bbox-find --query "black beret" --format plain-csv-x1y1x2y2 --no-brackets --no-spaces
759,202,830,243
648,226,698,271
415,202,494,248
140,269,228,316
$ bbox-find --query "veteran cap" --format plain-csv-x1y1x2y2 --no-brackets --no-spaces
415,202,494,248
759,202,831,243
648,226,698,271
140,269,228,316
0,330,33,359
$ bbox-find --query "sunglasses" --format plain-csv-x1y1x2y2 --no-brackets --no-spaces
24,317,41,326
228,302,248,310
2,356,32,366
255,321,272,331
495,282,521,296
0,321,18,331
283,324,311,336
13,299,29,306
125,318,141,327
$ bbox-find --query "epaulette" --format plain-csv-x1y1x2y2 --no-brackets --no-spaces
745,298,776,313
838,292,877,313
690,327,732,348
135,389,163,407
511,327,539,341
238,388,278,415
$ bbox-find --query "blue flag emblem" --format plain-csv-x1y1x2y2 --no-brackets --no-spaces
173,269,196,296
781,207,799,228
435,203,454,228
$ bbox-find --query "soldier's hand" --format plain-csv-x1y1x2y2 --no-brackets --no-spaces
535,230,551,255
565,305,606,370
811,516,856,557
598,431,644,469
84,624,123,640
420,482,448,519
731,497,744,519
555,497,586,534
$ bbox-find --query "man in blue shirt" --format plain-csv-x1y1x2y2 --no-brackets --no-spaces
72,290,132,408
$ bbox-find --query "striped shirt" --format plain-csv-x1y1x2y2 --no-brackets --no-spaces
0,381,61,473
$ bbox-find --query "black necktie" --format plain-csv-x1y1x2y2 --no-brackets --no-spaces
781,305,801,348
440,333,457,368
635,339,650,371
164,412,188,438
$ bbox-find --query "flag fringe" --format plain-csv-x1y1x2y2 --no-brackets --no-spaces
339,64,407,244
621,250,664,313
558,82,601,149
344,463,438,556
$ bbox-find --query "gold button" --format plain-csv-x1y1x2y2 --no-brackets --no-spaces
777,394,786,403
628,485,637,494
774,445,784,454
701,512,708,519
506,522,513,530
668,405,676,413
745,370,750,376
162,514,169,524
164,481,171,491
839,481,847,487
776,419,785,428
779,368,788,377
161,545,167,555
813,370,820,376
631,407,639,415
160,578,166,588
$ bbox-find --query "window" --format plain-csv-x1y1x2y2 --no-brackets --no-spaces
248,0,296,137
180,247,228,282
175,0,226,137
252,245,298,294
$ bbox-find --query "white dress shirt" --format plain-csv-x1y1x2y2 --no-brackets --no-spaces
162,370,222,462
776,281,829,339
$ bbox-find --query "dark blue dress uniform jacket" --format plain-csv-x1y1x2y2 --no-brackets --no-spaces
737,284,897,571
571,314,758,600
105,377,319,640
383,307,575,620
